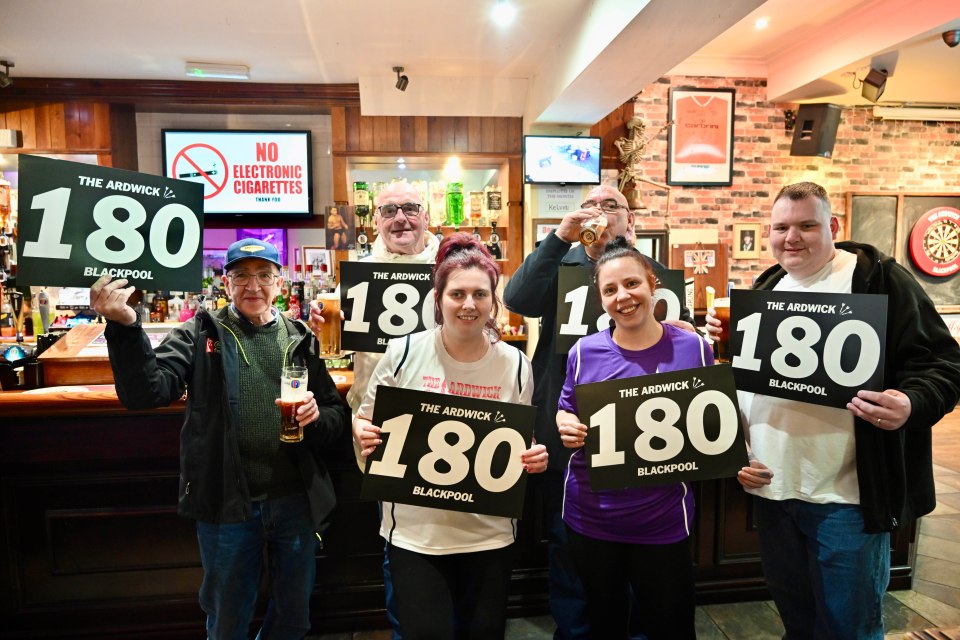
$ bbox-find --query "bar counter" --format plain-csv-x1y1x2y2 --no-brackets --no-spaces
0,373,920,638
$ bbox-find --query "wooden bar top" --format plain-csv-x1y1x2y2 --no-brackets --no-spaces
1,372,354,418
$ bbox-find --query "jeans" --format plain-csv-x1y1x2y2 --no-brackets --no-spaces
196,493,320,640
754,497,890,640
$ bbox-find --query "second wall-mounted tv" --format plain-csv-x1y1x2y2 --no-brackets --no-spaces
162,129,313,217
523,135,601,185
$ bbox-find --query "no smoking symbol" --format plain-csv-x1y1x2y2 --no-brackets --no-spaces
172,143,229,199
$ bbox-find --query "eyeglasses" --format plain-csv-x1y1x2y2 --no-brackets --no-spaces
227,272,279,287
582,199,627,213
378,203,422,218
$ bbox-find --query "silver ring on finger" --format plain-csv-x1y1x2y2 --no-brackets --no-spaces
877,417,882,427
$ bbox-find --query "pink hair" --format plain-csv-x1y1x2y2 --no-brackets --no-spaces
433,233,502,341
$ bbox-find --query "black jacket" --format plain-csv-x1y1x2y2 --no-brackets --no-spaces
104,306,348,533
503,231,692,469
753,241,960,532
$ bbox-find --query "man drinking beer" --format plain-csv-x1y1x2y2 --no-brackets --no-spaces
90,237,348,640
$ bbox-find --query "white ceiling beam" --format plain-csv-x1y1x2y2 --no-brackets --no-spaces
525,0,766,126
764,0,960,102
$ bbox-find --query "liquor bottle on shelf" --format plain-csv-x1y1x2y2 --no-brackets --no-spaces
468,190,484,227
152,290,169,322
428,181,447,227
275,268,290,312
288,292,301,321
485,185,502,226
356,225,370,259
303,265,315,321
353,181,371,226
0,171,10,230
445,182,464,227
292,265,305,305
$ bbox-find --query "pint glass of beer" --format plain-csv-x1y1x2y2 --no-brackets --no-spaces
712,297,731,363
317,292,342,358
280,365,308,443
579,215,607,246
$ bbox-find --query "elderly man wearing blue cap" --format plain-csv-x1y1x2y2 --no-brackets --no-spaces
90,238,347,640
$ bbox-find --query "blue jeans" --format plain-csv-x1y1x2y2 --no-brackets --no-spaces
754,497,890,640
196,493,320,640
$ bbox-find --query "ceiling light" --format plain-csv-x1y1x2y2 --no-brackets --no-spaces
491,0,516,25
0,60,14,89
393,66,409,91
861,68,887,103
185,62,250,80
754,17,770,30
944,30,960,48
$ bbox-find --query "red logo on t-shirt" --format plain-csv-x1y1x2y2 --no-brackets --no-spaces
206,338,215,353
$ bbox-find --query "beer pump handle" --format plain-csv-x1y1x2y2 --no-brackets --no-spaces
38,290,50,333
9,289,23,343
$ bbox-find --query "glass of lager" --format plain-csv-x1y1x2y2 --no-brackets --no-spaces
280,365,308,442
579,214,607,246
317,291,342,358
712,297,731,363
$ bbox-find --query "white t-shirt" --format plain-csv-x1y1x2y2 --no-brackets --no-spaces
740,249,861,505
360,327,534,555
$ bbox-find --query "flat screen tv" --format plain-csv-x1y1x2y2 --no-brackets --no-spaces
161,129,313,217
523,135,601,185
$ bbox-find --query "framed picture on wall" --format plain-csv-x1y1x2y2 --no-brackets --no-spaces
533,218,562,243
732,223,761,259
667,87,735,186
302,245,333,279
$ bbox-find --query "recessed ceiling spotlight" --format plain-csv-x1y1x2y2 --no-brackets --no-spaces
754,17,770,30
491,0,516,25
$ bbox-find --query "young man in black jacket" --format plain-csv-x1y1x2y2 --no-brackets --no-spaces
91,238,347,640
710,182,960,639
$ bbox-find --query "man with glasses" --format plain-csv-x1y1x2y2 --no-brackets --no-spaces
90,238,347,640
504,184,694,640
310,181,439,640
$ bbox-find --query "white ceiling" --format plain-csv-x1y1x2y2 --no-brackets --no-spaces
2,0,959,123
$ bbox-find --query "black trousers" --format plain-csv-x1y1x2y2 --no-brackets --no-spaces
566,527,696,640
387,543,514,640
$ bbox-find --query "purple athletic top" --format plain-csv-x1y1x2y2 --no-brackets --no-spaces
559,323,713,544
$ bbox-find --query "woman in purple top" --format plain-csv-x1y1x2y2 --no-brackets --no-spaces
557,235,712,639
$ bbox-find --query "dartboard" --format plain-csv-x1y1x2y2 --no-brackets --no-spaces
910,207,960,277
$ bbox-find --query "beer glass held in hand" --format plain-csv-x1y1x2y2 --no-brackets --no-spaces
280,365,308,442
317,292,342,358
579,214,607,246
712,297,731,362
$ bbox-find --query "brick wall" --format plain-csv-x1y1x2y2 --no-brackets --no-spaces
627,76,960,287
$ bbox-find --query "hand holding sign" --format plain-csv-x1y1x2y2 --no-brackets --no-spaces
360,386,538,518
729,290,887,408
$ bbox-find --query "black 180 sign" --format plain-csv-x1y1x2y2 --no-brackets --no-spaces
340,261,435,353
361,386,536,519
555,266,685,354
730,289,888,408
15,155,204,291
575,364,747,490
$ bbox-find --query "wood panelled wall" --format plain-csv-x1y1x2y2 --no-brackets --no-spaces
0,101,136,169
329,107,524,307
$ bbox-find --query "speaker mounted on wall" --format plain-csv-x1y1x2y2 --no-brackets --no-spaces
789,104,841,158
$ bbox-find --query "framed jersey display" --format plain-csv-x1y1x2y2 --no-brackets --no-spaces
667,87,735,187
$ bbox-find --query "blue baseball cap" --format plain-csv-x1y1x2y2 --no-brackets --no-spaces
223,239,283,271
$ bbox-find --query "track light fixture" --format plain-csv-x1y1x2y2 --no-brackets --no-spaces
0,60,14,89
944,30,960,48
394,66,409,92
